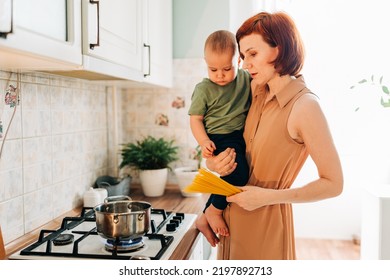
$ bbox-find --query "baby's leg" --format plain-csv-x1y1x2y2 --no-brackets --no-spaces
195,213,219,247
205,204,229,236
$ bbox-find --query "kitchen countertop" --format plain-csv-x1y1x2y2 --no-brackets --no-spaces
4,185,209,260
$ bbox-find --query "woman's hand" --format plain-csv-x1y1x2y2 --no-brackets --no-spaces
205,147,237,176
226,186,277,211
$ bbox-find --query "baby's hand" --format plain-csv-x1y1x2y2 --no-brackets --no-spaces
201,140,216,158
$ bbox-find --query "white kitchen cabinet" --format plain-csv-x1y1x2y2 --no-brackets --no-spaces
0,0,171,83
0,0,82,70
81,0,144,81
188,234,214,260
361,184,390,259
142,0,172,87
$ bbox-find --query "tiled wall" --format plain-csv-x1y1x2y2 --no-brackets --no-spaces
0,71,109,244
0,58,206,244
116,58,206,182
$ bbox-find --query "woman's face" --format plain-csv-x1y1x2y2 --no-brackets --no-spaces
239,34,279,86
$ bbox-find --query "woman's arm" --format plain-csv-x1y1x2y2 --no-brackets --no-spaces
227,94,343,211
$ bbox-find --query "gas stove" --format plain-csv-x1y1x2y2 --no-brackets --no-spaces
9,207,197,260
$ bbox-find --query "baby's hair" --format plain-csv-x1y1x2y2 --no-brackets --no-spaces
204,30,237,56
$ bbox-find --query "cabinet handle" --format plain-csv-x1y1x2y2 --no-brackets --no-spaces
89,0,100,49
144,43,151,77
0,0,13,39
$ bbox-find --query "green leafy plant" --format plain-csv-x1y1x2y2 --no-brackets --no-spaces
350,75,390,111
119,136,178,170
191,145,202,169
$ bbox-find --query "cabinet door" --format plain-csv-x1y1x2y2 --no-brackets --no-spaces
143,0,172,87
0,0,82,69
82,0,143,81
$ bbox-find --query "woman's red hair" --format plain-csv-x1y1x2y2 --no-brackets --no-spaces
236,12,305,77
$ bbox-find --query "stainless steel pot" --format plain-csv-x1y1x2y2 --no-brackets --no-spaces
94,201,151,241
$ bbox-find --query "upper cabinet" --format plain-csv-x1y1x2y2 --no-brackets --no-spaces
0,0,172,86
0,0,82,70
142,0,172,88
81,0,144,81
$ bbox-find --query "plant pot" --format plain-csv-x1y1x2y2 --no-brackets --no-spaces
139,168,168,197
174,167,202,197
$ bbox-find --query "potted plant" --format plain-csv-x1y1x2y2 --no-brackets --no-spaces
119,136,178,197
174,145,202,197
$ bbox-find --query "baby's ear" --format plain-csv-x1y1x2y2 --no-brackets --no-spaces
237,56,242,68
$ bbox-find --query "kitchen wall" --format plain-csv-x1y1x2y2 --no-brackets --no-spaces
0,71,109,244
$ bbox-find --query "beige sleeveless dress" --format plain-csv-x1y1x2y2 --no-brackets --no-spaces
217,75,313,260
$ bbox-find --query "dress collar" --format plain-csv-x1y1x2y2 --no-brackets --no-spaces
253,75,308,108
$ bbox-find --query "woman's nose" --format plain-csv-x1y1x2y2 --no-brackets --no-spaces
242,60,250,70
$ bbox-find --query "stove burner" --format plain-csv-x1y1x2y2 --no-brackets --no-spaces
53,234,74,246
105,237,145,253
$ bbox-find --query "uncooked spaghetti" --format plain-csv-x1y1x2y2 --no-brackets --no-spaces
183,168,242,196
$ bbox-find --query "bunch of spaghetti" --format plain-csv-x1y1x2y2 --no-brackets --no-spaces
184,168,242,196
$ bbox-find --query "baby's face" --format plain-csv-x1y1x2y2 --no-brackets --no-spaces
204,50,238,86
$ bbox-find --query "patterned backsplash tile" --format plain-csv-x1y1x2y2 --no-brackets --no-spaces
0,58,205,244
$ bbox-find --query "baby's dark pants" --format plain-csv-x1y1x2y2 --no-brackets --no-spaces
204,130,249,211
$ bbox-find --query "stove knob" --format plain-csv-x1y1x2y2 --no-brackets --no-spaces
173,215,183,223
166,222,177,232
170,219,180,227
176,213,185,219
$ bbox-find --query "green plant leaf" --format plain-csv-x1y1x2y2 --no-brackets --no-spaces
380,76,383,84
381,97,390,108
382,86,389,94
358,79,367,84
350,85,355,89
119,136,178,170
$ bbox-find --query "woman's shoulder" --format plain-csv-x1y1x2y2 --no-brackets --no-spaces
295,91,320,108
291,92,325,127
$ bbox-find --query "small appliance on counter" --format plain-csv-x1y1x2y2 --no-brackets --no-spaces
83,188,108,208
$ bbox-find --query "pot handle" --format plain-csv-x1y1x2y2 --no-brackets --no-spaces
104,195,132,203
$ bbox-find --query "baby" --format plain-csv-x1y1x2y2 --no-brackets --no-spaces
188,30,251,237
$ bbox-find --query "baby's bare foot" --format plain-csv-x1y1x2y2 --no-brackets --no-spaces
205,205,229,236
195,214,219,247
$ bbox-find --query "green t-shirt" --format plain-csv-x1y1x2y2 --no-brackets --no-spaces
188,69,251,134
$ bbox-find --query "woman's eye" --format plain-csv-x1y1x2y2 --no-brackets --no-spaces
224,68,231,71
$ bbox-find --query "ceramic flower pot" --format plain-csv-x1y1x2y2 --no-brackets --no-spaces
174,167,202,197
139,168,168,197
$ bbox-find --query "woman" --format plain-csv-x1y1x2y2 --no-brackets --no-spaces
196,11,343,260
